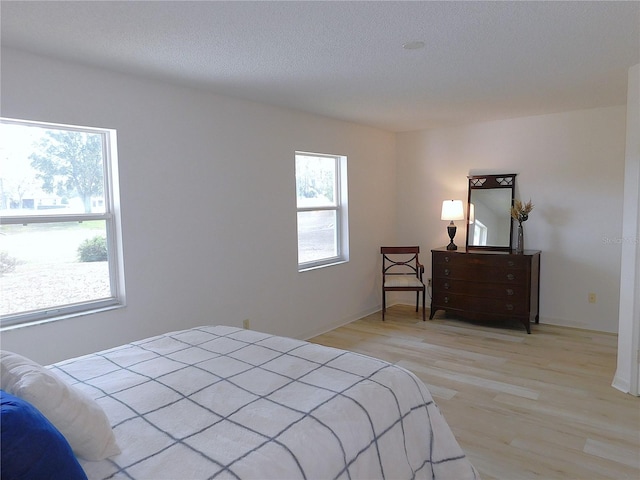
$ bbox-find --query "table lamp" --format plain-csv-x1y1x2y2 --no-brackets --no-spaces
441,200,464,250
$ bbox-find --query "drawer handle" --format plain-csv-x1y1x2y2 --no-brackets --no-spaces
444,282,450,290
505,304,514,311
506,289,514,296
444,256,450,263
508,261,515,267
506,273,515,281
444,297,449,304
444,269,450,276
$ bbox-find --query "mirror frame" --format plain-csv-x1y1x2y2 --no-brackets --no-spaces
466,173,517,251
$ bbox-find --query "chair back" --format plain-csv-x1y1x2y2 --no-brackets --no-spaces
381,246,421,279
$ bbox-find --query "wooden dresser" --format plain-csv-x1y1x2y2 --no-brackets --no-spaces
430,247,541,333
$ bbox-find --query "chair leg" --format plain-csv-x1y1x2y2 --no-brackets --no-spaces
422,288,426,321
415,292,419,312
382,290,386,321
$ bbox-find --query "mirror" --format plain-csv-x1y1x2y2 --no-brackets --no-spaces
466,174,516,251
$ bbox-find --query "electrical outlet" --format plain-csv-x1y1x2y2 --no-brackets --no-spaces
427,278,432,287
588,293,596,304
243,319,250,329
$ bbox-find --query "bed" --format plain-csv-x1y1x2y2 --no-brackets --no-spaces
3,325,478,479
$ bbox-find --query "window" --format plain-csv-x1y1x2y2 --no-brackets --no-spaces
295,151,348,270
0,118,124,327
472,219,488,246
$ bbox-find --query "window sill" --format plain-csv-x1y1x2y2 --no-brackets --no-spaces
298,259,348,273
0,303,125,332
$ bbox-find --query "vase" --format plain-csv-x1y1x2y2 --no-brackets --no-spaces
516,224,524,254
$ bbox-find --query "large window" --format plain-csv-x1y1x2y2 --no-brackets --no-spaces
0,118,124,327
295,151,348,270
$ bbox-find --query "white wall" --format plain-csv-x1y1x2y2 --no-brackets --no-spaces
396,106,627,333
1,47,630,364
0,48,397,364
613,64,640,395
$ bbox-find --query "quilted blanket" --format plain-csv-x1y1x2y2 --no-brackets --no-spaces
50,326,478,479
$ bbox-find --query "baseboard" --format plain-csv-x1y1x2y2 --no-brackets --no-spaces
611,374,631,394
301,306,616,342
301,301,430,341
301,304,382,341
537,316,617,335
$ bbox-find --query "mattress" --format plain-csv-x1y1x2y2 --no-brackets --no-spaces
50,325,478,479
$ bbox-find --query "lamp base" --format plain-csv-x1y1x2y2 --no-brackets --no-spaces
446,222,457,250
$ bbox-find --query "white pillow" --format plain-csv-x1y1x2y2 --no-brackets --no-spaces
0,350,120,461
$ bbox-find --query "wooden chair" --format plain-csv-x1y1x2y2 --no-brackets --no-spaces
380,246,426,321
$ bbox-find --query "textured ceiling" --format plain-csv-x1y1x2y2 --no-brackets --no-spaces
1,1,639,132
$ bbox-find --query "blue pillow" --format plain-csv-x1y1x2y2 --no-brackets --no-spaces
1,390,88,480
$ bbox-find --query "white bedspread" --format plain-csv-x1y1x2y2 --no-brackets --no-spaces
50,326,478,479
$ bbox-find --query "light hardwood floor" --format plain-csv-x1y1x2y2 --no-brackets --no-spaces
309,305,640,480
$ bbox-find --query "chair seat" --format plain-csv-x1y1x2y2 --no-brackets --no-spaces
384,276,424,288
380,246,426,322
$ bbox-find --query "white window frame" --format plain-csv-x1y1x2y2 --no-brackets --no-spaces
295,151,349,271
0,117,125,328
473,219,488,246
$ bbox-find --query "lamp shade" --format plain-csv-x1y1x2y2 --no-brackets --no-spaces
441,200,464,221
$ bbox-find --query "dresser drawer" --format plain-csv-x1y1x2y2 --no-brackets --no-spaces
433,278,528,299
432,292,529,315
433,251,528,269
433,264,529,285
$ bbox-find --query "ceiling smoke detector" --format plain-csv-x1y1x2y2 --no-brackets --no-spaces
402,41,425,50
